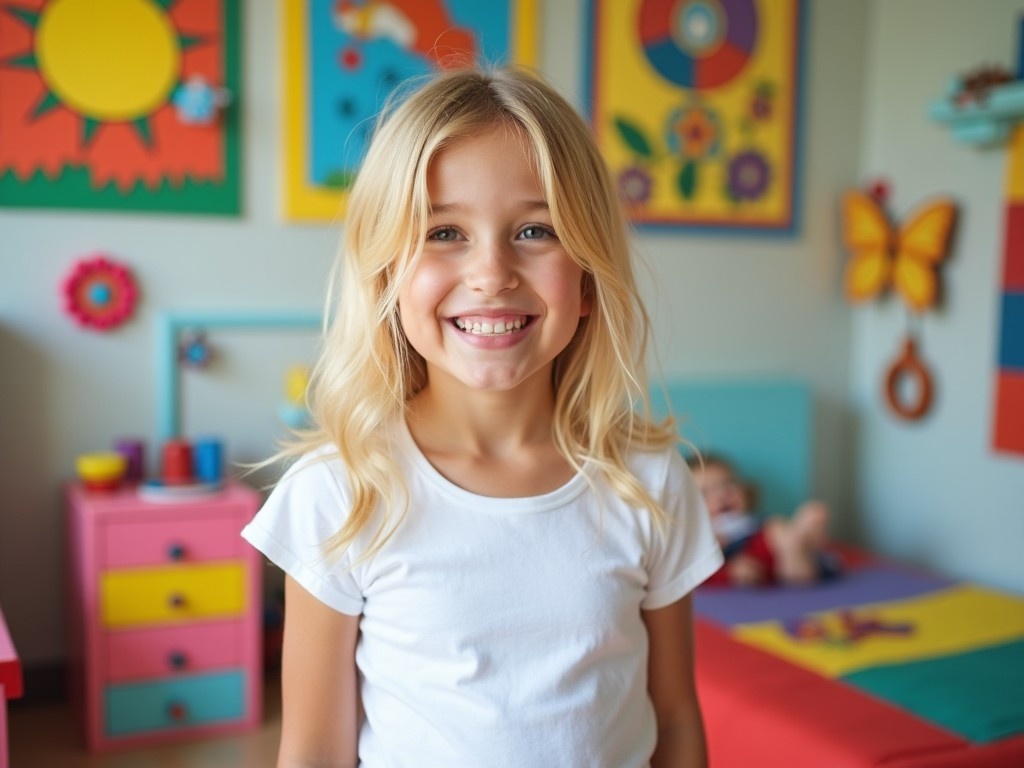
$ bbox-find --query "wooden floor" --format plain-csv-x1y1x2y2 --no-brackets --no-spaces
8,676,281,767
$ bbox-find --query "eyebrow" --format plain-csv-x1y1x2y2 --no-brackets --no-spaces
427,200,550,216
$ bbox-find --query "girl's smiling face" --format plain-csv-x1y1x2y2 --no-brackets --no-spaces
397,123,590,395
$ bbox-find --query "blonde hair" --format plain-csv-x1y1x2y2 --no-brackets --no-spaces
284,66,677,559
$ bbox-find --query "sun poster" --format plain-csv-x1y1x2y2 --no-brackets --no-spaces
0,0,240,215
585,0,805,233
282,0,538,222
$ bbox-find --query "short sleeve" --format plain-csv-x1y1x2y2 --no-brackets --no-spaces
241,451,365,615
642,449,724,610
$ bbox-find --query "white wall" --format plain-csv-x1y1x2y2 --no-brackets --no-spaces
852,0,1024,594
10,0,985,668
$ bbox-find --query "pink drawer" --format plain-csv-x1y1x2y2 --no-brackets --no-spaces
103,621,244,682
101,516,244,569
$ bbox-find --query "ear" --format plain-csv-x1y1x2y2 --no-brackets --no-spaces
580,275,594,317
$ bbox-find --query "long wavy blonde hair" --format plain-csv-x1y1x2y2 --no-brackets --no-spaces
284,66,677,559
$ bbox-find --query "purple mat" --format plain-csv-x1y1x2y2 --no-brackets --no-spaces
694,562,956,628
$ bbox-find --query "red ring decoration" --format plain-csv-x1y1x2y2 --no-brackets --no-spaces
884,337,934,421
61,255,138,331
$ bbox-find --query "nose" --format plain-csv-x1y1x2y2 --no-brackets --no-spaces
464,239,518,294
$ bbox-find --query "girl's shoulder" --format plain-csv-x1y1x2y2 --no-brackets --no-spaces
251,443,360,555
273,418,406,507
273,443,350,504
623,441,691,493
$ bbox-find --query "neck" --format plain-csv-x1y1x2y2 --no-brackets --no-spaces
403,369,576,498
406,370,557,458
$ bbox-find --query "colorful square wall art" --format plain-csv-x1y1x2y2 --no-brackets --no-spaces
282,0,538,222
0,0,240,215
993,126,1024,456
585,0,805,233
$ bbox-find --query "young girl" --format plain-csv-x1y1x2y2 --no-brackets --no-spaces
242,66,723,768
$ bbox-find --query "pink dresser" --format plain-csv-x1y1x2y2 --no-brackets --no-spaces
0,604,23,768
66,482,262,752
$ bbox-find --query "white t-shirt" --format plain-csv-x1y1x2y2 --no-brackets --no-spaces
242,419,722,768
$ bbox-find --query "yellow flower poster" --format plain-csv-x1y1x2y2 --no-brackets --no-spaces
585,0,805,232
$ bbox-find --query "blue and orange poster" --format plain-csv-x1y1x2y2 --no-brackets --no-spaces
281,0,537,222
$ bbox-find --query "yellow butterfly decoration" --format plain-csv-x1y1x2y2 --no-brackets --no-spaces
841,190,958,312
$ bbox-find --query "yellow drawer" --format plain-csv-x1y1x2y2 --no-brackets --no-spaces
100,563,246,628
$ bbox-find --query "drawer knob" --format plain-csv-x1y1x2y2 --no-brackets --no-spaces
168,651,188,670
167,543,187,561
168,592,187,609
167,701,188,722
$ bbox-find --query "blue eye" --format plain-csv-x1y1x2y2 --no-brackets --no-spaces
427,226,460,242
519,225,556,240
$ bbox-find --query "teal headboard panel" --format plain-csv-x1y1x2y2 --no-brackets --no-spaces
651,379,813,517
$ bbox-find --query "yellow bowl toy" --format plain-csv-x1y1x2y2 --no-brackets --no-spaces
76,452,128,491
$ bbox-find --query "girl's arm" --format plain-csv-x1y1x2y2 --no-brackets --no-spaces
643,594,709,768
278,575,362,768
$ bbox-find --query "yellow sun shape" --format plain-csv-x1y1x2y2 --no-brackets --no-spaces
7,0,201,146
37,0,180,121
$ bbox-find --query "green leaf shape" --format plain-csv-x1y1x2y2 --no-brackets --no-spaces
613,116,653,159
678,161,698,200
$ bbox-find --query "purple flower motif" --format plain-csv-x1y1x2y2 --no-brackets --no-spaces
618,166,653,204
727,151,772,201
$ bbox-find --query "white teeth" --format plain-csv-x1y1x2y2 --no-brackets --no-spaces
453,317,526,335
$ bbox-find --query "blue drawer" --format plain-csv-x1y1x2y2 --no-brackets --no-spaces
105,669,246,736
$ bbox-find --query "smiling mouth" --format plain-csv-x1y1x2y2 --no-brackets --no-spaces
452,316,531,336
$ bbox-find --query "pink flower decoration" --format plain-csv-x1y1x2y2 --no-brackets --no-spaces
61,256,138,331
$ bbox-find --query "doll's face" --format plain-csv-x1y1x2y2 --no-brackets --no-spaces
694,462,749,516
